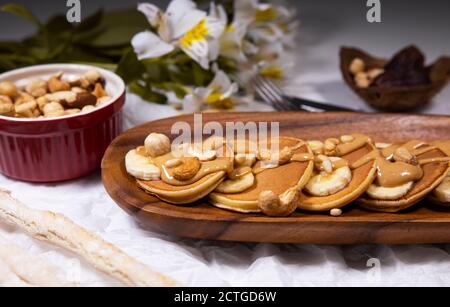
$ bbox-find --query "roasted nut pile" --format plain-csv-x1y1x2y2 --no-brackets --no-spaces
0,70,111,119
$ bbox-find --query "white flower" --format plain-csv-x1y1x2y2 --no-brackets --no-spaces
258,60,293,80
210,3,249,63
183,70,239,112
132,0,225,69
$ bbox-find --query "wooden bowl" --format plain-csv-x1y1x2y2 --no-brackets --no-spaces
102,112,450,244
340,47,450,112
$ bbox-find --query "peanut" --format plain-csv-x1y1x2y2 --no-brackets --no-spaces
165,159,183,169
308,140,324,154
330,208,343,217
43,102,64,117
0,81,18,98
340,135,355,143
172,157,201,181
0,95,14,115
81,105,96,113
394,147,418,165
25,79,47,97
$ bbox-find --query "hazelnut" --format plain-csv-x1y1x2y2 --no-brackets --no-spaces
273,146,293,165
349,58,365,75
46,91,96,109
84,70,102,84
0,95,13,105
43,102,64,118
144,133,171,158
26,79,48,97
0,81,18,98
48,73,70,93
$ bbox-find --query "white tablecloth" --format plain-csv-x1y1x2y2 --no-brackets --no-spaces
1,94,450,287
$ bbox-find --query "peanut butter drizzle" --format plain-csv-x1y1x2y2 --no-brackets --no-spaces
432,141,450,156
335,133,371,156
153,152,232,186
252,146,314,175
351,149,424,187
228,167,252,180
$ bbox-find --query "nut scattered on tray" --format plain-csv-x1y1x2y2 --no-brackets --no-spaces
0,70,111,119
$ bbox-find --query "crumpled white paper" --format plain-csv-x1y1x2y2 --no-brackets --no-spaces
1,94,450,287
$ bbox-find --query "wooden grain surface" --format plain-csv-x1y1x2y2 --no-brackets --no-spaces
102,112,450,244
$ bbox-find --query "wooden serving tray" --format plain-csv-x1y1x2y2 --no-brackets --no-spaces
102,112,450,244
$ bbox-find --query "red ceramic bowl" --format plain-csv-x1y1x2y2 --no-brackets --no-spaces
0,64,125,182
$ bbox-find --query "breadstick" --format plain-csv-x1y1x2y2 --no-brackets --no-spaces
0,189,178,287
0,258,32,287
0,235,74,287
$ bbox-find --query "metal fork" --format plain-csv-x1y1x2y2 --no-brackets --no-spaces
250,74,359,112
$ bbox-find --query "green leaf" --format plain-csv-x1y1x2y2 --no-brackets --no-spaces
1,3,42,27
129,81,167,104
75,10,103,32
82,10,148,48
115,49,146,84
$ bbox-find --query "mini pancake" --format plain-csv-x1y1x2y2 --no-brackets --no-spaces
209,137,314,213
358,146,449,213
427,141,450,207
137,172,226,205
298,142,377,212
137,141,233,205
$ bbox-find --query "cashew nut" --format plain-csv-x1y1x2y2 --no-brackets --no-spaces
144,133,171,158
0,81,18,98
258,187,299,217
84,70,103,84
15,100,38,118
172,157,201,181
48,73,71,93
92,83,107,99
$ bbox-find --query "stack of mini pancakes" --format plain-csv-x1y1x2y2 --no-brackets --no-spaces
125,132,450,217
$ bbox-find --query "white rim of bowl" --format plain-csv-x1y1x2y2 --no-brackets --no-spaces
0,64,125,122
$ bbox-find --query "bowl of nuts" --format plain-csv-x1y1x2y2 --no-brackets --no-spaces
340,46,450,111
0,64,125,182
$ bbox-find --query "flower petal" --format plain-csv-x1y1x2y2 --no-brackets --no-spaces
131,31,175,60
166,0,206,39
180,39,210,69
137,3,162,28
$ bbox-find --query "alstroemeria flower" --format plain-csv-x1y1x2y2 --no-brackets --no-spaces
132,0,225,69
210,3,249,63
183,70,239,112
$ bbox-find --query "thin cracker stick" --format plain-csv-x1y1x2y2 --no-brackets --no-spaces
0,235,74,287
0,189,178,287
